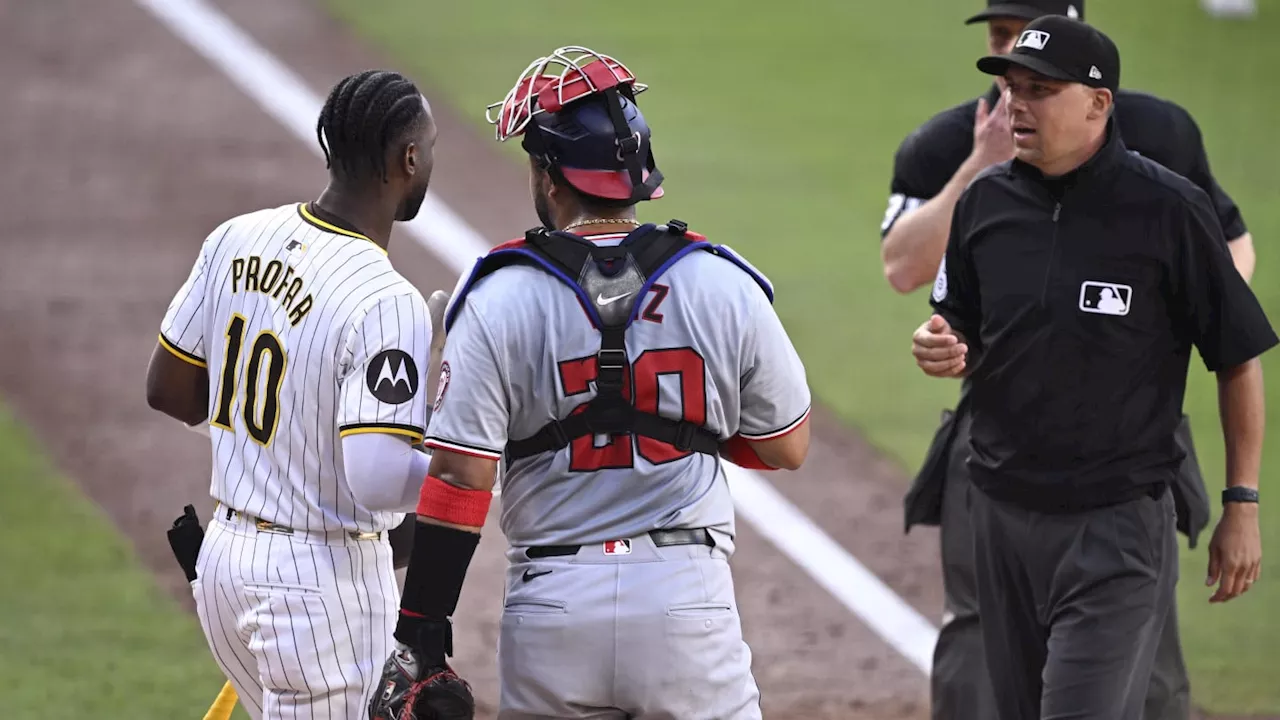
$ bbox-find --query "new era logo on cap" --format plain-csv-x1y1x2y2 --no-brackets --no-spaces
1016,30,1051,50
1089,65,1102,79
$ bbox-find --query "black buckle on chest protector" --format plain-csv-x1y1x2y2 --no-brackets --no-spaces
595,347,628,387
588,335,632,435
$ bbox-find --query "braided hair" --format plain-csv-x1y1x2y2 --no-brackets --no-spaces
316,70,427,182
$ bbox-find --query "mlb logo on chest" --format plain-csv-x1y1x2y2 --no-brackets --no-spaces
1079,281,1132,316
1016,30,1050,50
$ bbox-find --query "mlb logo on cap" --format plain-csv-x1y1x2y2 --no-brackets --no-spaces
603,539,633,555
1017,30,1051,50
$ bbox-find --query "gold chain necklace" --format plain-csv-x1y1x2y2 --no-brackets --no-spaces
562,218,641,233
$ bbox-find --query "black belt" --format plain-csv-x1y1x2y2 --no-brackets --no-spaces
524,528,715,559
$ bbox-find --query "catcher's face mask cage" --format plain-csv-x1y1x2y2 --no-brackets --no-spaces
485,46,664,203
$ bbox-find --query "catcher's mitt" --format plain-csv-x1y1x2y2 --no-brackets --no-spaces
369,642,475,720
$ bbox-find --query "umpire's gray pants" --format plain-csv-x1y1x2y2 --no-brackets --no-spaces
971,484,1177,720
930,411,1191,720
498,533,760,719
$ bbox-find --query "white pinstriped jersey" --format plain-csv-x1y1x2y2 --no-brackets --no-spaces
160,203,432,533
427,231,811,552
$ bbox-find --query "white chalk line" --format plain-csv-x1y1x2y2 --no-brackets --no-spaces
134,0,939,675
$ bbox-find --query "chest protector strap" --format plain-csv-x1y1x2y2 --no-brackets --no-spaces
446,220,771,464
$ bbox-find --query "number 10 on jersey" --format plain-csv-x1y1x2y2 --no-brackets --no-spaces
211,314,287,446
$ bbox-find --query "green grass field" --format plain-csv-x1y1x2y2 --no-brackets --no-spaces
324,0,1280,712
0,403,248,720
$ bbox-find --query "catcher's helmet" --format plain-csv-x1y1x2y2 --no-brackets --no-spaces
486,46,663,204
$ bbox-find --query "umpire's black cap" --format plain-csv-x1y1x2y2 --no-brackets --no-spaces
965,0,1084,24
977,16,1120,93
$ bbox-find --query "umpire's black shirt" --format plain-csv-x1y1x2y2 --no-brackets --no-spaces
930,120,1277,512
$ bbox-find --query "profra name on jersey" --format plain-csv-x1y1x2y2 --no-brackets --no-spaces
230,256,314,327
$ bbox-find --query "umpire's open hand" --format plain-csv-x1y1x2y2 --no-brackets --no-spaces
913,315,968,378
1206,502,1262,603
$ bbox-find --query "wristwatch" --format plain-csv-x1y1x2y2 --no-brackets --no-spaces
1222,487,1260,505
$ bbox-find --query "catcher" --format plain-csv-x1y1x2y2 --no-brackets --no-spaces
369,46,812,719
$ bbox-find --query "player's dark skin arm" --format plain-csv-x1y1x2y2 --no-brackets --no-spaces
145,343,209,426
419,450,498,533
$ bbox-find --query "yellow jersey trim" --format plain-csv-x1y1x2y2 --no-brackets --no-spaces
297,204,386,255
158,333,207,368
338,425,425,444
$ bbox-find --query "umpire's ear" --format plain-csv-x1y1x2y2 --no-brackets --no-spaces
1089,87,1114,121
389,513,417,569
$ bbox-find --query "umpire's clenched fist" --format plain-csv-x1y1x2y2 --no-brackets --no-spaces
913,314,968,378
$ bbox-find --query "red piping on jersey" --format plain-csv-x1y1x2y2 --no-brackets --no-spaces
424,438,502,460
743,408,811,442
491,232,630,252
493,237,527,252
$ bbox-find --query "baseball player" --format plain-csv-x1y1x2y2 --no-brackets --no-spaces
145,70,447,720
368,46,812,720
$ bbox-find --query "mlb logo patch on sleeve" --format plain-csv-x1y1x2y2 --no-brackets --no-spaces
1078,281,1132,316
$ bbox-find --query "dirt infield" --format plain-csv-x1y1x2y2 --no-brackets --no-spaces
0,0,945,717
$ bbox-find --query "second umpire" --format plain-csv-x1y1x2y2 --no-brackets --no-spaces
882,1,1258,718
913,16,1274,719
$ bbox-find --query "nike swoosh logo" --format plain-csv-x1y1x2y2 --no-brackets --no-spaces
596,292,631,306
522,569,553,583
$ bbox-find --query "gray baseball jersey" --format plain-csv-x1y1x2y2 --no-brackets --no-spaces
425,231,811,552
160,202,433,535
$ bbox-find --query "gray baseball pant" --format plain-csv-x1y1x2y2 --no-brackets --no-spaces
497,532,760,719
970,483,1177,720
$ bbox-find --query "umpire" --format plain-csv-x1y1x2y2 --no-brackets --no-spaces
882,2,1258,718
912,16,1275,720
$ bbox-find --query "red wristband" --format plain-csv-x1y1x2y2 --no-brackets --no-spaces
721,434,774,471
416,475,492,527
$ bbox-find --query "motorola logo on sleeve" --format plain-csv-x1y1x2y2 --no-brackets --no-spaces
367,350,419,404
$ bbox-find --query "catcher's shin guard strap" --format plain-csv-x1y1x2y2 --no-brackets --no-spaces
396,522,481,661
416,475,492,528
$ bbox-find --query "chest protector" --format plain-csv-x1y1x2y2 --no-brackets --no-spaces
445,220,774,463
